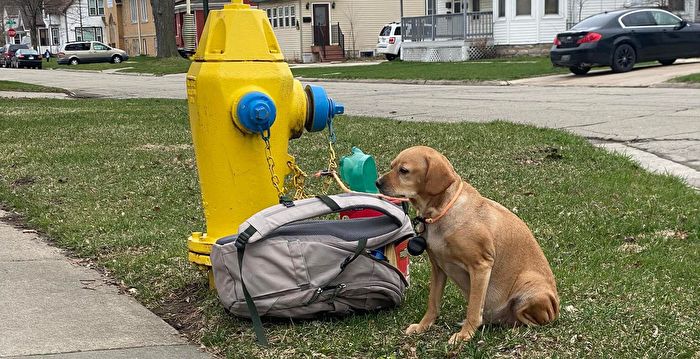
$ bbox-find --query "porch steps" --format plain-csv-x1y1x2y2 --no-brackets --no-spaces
311,45,345,62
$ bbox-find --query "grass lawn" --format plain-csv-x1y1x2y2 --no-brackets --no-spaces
0,80,67,93
672,73,700,83
292,57,566,81
0,98,698,358
44,55,191,75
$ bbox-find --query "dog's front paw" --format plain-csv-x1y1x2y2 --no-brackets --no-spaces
405,323,429,335
448,331,474,345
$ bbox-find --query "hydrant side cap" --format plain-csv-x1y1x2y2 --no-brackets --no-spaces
304,85,343,133
236,91,277,134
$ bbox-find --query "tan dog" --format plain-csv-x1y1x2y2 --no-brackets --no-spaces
376,146,559,344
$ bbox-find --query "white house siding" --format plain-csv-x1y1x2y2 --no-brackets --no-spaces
492,0,565,44
571,0,697,26
275,27,302,60
570,0,625,24
322,0,424,56
260,0,424,60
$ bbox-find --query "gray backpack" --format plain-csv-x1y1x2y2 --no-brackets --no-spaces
210,193,414,345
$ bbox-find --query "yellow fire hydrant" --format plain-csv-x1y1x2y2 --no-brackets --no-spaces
185,0,344,281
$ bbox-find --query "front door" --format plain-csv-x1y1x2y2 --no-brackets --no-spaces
313,4,330,46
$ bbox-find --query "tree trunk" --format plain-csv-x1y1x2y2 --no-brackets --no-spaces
150,0,178,57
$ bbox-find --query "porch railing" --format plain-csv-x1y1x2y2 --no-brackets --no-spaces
331,22,345,55
402,11,493,42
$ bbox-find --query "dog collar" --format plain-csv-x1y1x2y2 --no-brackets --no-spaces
421,181,464,224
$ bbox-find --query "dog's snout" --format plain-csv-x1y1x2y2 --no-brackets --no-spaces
375,178,383,189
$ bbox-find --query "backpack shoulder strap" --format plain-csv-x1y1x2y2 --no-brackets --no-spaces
238,193,408,245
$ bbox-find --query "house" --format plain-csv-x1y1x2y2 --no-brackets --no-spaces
173,0,231,50
2,0,106,54
400,0,699,61
571,0,698,27
251,0,424,62
104,0,157,55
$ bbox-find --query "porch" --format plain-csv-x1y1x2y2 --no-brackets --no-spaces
401,11,495,61
310,23,346,62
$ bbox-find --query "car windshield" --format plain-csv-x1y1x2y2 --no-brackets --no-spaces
380,26,392,36
571,13,616,30
19,49,39,55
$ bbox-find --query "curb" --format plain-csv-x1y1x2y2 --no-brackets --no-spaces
295,77,510,86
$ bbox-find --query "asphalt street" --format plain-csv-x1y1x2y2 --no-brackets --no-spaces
2,67,698,188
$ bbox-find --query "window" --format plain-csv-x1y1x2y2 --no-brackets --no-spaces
668,0,684,12
267,9,272,24
545,0,558,14
393,26,401,35
621,11,656,26
452,0,462,13
291,6,296,26
39,29,49,46
141,0,148,21
284,6,290,27
130,0,138,23
66,43,92,51
380,26,391,36
516,0,530,15
498,0,505,17
51,28,60,46
427,0,436,15
75,27,104,42
472,0,480,12
94,42,109,50
651,10,681,25
89,0,104,16
278,7,283,27
272,8,277,27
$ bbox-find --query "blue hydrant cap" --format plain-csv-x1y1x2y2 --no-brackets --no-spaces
305,85,344,132
236,91,277,134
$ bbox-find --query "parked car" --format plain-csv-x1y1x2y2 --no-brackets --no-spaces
57,41,129,65
376,22,402,61
11,49,43,69
1,44,29,68
550,8,700,75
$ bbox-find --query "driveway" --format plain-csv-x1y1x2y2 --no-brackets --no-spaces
512,58,700,87
2,67,698,188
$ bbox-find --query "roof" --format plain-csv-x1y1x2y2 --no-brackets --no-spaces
44,0,76,14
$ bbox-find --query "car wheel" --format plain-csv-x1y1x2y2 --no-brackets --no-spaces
659,59,676,66
569,66,591,75
611,44,636,73
112,55,123,64
385,54,397,61
69,58,79,65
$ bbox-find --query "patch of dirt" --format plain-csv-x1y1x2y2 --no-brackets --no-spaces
152,283,207,337
618,243,645,254
517,146,564,165
11,176,35,188
139,144,192,152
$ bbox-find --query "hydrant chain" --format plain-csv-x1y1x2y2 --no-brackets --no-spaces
262,134,285,199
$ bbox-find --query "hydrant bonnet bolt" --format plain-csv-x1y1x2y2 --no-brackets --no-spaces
236,91,277,134
304,84,344,132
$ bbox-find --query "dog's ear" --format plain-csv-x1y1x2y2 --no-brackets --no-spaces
423,153,456,196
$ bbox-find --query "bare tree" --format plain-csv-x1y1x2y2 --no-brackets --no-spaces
341,1,357,58
7,0,42,48
150,0,178,57
4,0,71,48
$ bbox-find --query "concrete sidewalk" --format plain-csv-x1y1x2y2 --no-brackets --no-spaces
0,210,210,359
